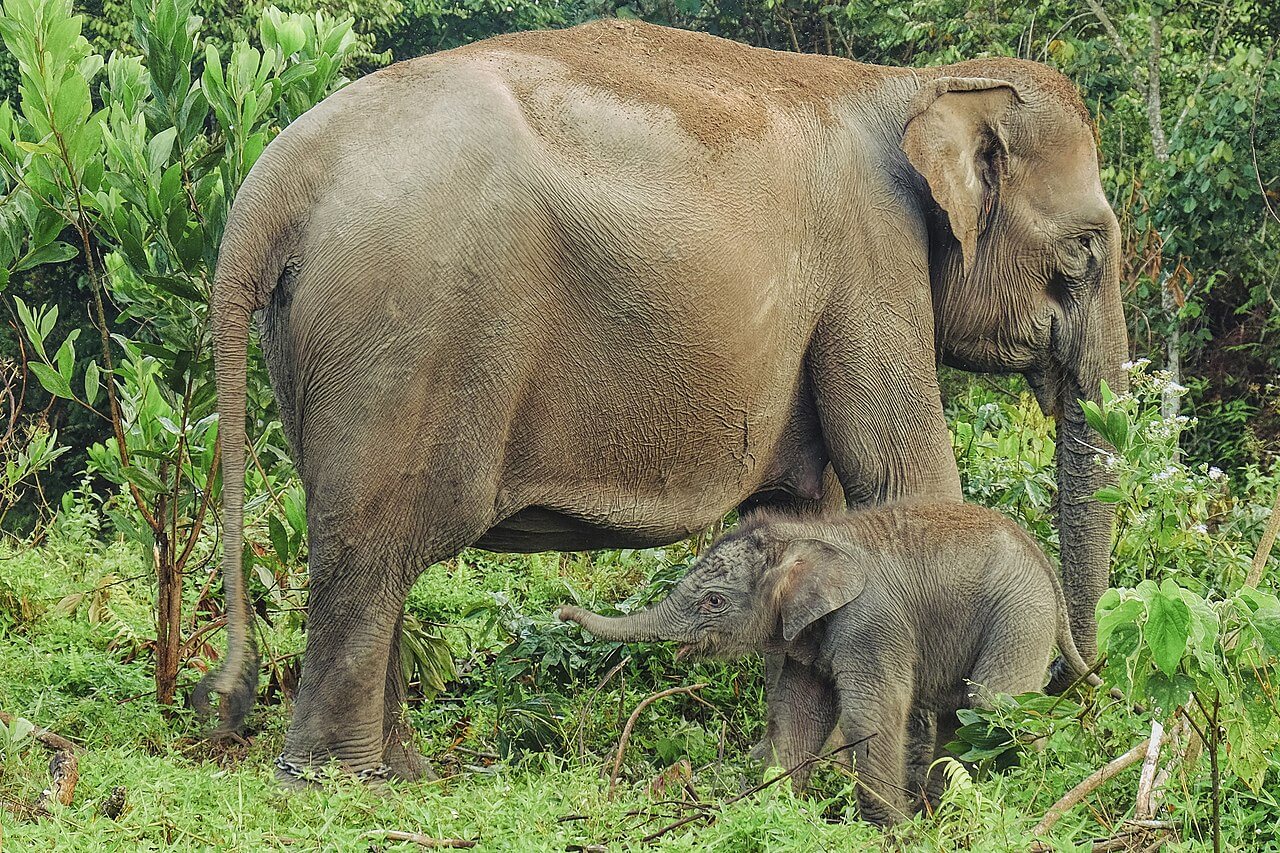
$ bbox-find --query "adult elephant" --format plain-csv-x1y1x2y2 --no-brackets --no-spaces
200,19,1128,780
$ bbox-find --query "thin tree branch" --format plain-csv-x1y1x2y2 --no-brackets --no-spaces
1082,0,1134,64
1146,12,1169,162
1246,479,1280,588
1249,37,1280,228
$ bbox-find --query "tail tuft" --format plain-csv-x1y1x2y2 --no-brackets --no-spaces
193,634,261,734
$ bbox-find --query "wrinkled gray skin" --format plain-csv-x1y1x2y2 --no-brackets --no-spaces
201,19,1127,780
558,502,1099,826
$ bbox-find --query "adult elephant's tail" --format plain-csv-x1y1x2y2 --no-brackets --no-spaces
193,171,303,734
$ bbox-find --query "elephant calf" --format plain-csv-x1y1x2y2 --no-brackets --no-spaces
557,500,1100,826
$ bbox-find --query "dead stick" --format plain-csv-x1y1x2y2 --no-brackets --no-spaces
608,683,707,798
179,615,228,660
1134,719,1165,819
1034,737,1152,836
0,711,80,753
360,830,476,848
577,654,630,760
1246,484,1280,588
1147,715,1187,818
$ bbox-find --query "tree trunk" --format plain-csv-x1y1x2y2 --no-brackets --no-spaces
154,490,182,705
1146,11,1182,429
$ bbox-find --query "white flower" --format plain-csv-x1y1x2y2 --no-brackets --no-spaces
1192,523,1208,535
1122,358,1151,372
1208,466,1224,480
1151,465,1179,483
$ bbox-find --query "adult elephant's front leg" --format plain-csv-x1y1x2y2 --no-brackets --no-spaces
808,306,961,507
746,467,844,769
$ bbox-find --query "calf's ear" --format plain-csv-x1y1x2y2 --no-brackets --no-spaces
771,538,866,642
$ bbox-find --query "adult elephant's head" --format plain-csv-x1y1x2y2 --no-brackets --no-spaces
901,65,1129,663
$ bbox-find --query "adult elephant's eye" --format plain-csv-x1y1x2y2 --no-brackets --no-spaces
1060,232,1098,284
702,593,727,612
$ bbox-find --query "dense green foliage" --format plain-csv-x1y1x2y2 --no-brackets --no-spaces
1,0,1277,849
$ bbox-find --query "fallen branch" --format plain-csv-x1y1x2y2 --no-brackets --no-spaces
1033,736,1151,836
1146,715,1188,820
0,711,81,754
577,654,630,760
608,683,707,798
360,830,476,848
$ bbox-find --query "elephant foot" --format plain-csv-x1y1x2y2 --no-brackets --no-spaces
384,740,437,782
382,706,436,782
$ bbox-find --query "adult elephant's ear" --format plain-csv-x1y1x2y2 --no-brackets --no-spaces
902,77,1022,275
772,538,865,642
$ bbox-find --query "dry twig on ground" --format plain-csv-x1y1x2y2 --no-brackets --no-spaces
638,738,870,844
0,711,80,753
608,683,707,798
1134,720,1165,819
360,830,477,848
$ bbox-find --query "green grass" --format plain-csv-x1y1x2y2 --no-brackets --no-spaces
0,533,1271,851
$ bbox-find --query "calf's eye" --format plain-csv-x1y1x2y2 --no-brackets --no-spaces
703,593,727,611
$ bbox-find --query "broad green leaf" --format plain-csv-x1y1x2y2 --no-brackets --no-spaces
28,362,73,398
84,359,100,406
268,513,290,564
1097,592,1145,648
146,125,177,173
15,239,77,271
1093,485,1126,503
1144,671,1194,715
120,463,170,495
1144,581,1191,674
54,329,79,379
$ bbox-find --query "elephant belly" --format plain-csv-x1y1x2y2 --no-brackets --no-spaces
475,506,700,552
481,402,831,552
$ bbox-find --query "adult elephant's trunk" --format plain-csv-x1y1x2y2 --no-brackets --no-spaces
1054,289,1129,667
557,600,680,643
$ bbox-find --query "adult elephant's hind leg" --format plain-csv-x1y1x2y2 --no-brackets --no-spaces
280,508,468,782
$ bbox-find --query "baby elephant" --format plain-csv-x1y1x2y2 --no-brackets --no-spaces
557,500,1100,826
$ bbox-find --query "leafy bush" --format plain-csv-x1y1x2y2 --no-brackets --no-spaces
0,0,355,702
